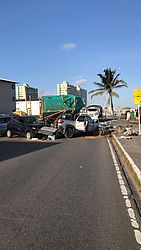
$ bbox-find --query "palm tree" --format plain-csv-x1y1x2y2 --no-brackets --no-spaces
89,68,128,114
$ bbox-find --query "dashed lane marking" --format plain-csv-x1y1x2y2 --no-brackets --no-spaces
107,139,141,246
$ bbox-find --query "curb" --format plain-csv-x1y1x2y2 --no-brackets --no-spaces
112,134,141,190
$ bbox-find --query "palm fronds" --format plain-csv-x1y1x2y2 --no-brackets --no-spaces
89,68,128,114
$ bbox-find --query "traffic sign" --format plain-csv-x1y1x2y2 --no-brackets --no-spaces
133,88,141,105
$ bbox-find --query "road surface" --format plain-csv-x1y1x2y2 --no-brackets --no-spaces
0,137,140,249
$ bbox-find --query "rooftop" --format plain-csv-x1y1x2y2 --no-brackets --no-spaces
0,78,18,84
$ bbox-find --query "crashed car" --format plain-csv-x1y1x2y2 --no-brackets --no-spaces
6,116,39,139
56,113,99,138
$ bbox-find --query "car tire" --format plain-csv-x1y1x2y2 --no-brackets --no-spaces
7,130,12,138
26,131,32,140
64,127,74,138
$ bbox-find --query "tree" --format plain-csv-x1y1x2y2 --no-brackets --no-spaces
89,68,128,114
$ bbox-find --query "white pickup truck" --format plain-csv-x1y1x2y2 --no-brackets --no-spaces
56,113,99,138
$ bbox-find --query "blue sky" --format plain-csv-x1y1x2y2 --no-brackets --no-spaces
0,0,141,108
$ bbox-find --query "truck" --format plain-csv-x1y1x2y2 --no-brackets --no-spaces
41,95,84,120
56,113,99,138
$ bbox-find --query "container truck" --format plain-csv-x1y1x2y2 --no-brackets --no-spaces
41,95,84,118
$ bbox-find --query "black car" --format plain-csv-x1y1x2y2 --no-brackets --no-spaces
7,116,39,139
0,115,12,136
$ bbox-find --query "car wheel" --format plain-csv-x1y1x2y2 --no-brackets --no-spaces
65,127,74,138
26,131,32,140
7,130,12,138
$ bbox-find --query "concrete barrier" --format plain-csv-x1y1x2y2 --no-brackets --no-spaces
112,134,141,189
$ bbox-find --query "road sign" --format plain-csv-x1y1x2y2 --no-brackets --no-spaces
133,88,141,105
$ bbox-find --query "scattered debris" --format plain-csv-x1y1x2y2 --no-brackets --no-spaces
118,136,132,140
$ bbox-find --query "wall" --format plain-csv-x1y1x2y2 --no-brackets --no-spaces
0,80,16,114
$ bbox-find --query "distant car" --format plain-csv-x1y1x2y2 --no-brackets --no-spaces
80,105,103,121
0,115,12,136
6,116,39,140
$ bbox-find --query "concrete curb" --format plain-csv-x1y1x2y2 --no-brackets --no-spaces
112,134,141,189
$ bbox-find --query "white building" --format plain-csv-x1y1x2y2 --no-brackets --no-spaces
16,84,38,101
0,78,17,114
57,81,87,105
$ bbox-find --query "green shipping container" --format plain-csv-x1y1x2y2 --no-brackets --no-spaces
42,95,84,115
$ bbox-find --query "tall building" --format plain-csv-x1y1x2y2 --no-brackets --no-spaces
57,81,87,105
16,84,38,101
0,78,17,114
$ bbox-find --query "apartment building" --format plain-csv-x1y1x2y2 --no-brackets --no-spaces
0,78,17,114
57,81,87,105
16,84,38,101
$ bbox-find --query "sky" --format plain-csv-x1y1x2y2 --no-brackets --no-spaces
0,0,141,109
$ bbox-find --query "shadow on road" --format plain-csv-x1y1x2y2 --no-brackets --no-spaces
0,139,61,162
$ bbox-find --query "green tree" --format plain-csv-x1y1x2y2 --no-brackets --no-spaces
89,68,128,114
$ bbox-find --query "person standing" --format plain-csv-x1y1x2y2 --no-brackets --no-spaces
135,109,138,122
131,110,134,119
126,111,131,123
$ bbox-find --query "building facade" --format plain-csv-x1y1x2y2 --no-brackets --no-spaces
16,84,38,101
57,81,87,105
0,78,16,114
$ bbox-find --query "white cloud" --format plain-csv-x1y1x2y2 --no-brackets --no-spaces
62,43,76,51
74,77,87,86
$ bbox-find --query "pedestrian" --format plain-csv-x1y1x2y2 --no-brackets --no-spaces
131,110,134,120
126,111,131,124
135,109,138,122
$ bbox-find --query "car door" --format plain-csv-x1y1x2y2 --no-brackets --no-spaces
75,115,86,132
84,115,93,132
12,117,25,136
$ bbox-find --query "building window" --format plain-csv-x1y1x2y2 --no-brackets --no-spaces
12,97,15,102
12,84,15,89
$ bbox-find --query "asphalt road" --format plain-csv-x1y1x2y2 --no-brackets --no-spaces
0,137,140,249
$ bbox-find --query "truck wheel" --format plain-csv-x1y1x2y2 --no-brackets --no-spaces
65,128,74,138
26,131,32,140
7,130,12,138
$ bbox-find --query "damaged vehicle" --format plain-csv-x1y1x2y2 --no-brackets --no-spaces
6,116,40,139
55,113,99,138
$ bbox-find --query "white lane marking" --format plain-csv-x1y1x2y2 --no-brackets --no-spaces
115,166,120,171
131,219,139,229
107,139,141,246
120,184,128,196
123,195,128,199
128,208,136,220
125,198,131,208
117,173,122,180
119,179,125,185
134,230,141,245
